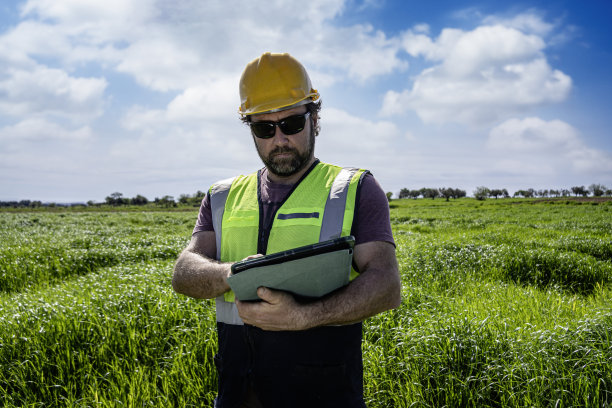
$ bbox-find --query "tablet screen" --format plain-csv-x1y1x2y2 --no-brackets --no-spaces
231,235,355,274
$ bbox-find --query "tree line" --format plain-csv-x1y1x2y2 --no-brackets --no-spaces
1,183,610,208
0,191,206,209
98,191,206,207
472,184,611,200
392,183,610,201
398,187,467,201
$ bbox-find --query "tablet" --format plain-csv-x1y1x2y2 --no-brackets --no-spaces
227,236,355,301
231,235,355,274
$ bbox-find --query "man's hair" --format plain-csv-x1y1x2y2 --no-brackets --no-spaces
241,101,322,137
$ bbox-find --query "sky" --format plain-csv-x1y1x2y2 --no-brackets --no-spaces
1,0,611,203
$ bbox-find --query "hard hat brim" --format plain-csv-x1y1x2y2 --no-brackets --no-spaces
239,93,319,116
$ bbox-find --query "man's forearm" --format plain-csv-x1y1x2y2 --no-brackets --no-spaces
172,249,231,299
301,264,401,329
300,240,401,328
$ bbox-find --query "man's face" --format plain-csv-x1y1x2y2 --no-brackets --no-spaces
250,106,315,179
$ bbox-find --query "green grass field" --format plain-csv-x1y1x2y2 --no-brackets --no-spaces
1,199,610,407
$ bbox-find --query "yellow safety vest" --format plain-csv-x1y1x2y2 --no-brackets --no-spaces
209,161,365,321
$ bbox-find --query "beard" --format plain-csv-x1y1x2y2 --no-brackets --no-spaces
255,128,315,178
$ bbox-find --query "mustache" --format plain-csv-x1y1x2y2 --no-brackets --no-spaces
270,147,298,156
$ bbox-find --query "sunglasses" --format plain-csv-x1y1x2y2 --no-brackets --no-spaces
249,111,311,139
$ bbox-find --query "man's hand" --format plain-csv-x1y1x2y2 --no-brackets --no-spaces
236,287,310,331
235,241,400,331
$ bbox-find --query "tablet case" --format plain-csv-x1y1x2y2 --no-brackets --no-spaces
227,245,354,301
231,236,355,273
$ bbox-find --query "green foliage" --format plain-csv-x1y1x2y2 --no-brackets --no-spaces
0,212,191,293
1,199,611,407
473,186,490,200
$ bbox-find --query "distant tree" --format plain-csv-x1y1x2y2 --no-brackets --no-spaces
588,183,606,197
105,192,126,206
440,187,454,201
537,189,549,198
571,186,587,197
605,189,612,196
409,189,421,199
561,189,571,197
514,189,529,198
421,188,440,199
156,195,176,208
399,188,410,199
549,189,560,198
514,189,535,198
453,188,467,199
178,194,191,205
489,189,503,199
501,188,509,198
192,190,206,206
523,188,535,198
473,186,490,200
131,194,149,205
386,192,393,201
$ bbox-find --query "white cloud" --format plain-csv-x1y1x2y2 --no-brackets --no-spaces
0,118,92,143
482,11,555,37
312,24,407,82
413,24,430,34
316,107,401,168
382,18,571,126
0,65,107,120
121,75,240,133
5,0,405,94
20,0,157,41
487,117,579,151
487,117,612,174
115,34,205,92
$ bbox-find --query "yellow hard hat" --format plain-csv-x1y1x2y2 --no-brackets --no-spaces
239,52,320,116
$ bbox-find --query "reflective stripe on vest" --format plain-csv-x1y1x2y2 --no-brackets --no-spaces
319,167,359,242
210,164,364,325
209,177,235,260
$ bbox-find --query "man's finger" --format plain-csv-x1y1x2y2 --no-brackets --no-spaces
257,286,272,301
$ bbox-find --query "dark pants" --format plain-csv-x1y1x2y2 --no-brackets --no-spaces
214,322,366,408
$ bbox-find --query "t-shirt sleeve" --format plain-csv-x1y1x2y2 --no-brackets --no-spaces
351,173,395,247
192,191,215,235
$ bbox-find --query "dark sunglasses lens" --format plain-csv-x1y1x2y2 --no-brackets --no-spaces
250,113,308,138
279,115,306,135
250,122,275,138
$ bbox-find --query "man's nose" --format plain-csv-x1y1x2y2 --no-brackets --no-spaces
272,125,290,144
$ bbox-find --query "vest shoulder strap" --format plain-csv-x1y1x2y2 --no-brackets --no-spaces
319,167,362,242
209,176,235,260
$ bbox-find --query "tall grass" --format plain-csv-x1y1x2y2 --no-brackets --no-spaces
1,262,219,407
0,212,189,293
1,200,610,407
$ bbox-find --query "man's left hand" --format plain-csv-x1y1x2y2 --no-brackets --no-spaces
236,287,310,331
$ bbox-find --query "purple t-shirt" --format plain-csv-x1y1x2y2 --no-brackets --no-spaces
193,166,395,248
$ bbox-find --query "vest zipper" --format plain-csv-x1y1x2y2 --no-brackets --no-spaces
256,159,321,255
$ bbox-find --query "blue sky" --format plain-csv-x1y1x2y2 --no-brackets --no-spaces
0,0,611,202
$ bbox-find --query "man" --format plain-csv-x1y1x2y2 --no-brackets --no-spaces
172,52,401,408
